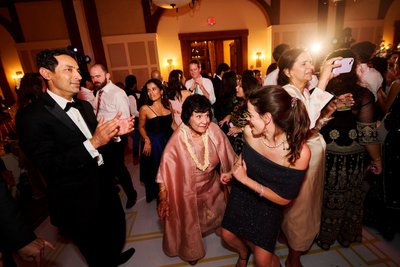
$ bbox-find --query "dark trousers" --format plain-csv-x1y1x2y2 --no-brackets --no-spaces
131,119,140,158
103,135,137,201
69,192,126,267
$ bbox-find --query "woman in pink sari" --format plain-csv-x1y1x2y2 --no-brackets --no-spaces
156,94,236,265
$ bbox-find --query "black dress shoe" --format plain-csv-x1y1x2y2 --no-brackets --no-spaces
117,248,135,265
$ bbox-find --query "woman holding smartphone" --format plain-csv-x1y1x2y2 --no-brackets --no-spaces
277,48,342,267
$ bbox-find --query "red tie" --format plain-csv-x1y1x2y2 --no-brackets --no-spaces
95,90,103,118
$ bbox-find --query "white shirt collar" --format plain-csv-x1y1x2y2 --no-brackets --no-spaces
47,89,73,110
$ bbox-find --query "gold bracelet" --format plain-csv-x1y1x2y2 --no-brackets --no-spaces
159,183,166,192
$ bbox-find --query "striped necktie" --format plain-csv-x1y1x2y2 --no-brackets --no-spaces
95,90,104,118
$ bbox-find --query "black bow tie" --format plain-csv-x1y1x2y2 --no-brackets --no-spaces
64,101,81,111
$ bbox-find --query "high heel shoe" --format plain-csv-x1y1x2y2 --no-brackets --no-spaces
188,259,198,265
235,253,250,267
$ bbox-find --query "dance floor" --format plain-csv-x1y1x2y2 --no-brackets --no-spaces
16,148,400,267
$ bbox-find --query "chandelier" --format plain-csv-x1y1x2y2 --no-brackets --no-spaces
151,0,197,9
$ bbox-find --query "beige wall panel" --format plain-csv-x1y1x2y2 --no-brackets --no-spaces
16,2,68,42
280,0,318,25
344,0,379,21
282,31,298,47
344,20,384,45
107,43,128,67
102,34,159,88
131,68,150,89
15,40,70,73
128,42,147,66
95,0,146,36
148,41,157,65
111,70,130,84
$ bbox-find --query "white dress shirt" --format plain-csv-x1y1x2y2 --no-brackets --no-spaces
94,81,131,121
128,95,139,117
47,89,103,165
185,77,216,104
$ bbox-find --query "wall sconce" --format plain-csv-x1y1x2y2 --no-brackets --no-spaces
167,58,173,67
11,71,24,89
256,52,262,68
166,59,174,75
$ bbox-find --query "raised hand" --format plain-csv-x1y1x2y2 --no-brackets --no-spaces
116,116,135,136
90,112,122,148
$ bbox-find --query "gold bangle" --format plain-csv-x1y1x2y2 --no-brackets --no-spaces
159,184,166,192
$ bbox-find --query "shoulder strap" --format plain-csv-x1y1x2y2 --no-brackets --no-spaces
147,105,158,116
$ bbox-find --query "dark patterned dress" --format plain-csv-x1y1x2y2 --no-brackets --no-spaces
316,85,378,249
222,142,305,252
228,98,248,154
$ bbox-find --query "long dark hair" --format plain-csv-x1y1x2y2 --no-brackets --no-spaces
17,73,44,110
167,69,186,101
142,79,170,109
248,86,310,165
277,48,305,86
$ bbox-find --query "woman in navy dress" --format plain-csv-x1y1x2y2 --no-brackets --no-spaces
221,86,311,267
139,79,173,203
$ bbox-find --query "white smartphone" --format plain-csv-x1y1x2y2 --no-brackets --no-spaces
332,57,354,74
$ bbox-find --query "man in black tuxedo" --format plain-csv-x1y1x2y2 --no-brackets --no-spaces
16,49,134,266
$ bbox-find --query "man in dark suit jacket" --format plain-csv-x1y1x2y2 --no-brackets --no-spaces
16,48,134,266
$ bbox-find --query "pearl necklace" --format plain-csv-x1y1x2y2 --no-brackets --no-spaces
261,137,286,149
181,124,210,171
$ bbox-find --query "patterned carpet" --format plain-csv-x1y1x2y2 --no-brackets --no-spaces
14,147,400,267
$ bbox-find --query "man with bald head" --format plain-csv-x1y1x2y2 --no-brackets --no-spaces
90,64,138,209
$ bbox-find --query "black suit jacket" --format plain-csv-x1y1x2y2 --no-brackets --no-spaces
15,93,115,233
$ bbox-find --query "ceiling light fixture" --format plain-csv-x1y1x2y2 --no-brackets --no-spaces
152,0,192,9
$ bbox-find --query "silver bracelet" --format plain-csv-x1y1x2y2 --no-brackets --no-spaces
259,184,264,197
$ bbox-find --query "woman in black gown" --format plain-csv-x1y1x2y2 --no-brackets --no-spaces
138,79,173,203
220,86,311,267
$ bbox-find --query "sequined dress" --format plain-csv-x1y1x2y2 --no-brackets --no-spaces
222,142,305,252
